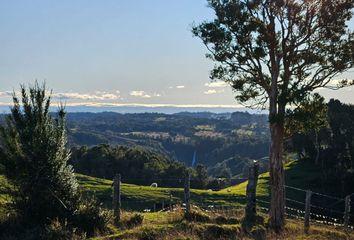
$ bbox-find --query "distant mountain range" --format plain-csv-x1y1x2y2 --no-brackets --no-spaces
0,105,268,115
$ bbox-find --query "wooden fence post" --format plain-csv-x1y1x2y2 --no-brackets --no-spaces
304,190,312,234
113,174,121,224
169,193,173,211
344,195,351,229
245,161,259,221
184,171,191,213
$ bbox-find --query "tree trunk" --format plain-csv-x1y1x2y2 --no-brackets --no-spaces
269,122,286,231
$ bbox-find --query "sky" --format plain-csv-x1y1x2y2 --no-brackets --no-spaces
0,0,354,111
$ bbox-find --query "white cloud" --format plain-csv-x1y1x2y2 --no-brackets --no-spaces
204,89,225,95
52,91,121,101
204,89,217,95
205,81,228,88
130,90,162,98
130,91,145,97
130,90,152,98
176,85,185,89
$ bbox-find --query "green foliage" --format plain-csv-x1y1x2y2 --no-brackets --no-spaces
191,164,209,189
72,197,111,236
214,215,239,225
63,111,270,172
288,99,354,196
198,224,241,240
44,219,87,240
71,144,214,189
71,144,183,186
184,211,211,223
193,0,354,109
0,217,87,240
0,83,79,223
125,213,144,228
285,93,328,136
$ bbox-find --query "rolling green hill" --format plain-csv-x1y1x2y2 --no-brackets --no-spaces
2,161,353,240
0,161,337,209
76,174,246,211
0,160,349,220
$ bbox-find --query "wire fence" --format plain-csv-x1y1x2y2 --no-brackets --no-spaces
106,174,354,230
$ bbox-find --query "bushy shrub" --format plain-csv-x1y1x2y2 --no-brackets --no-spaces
126,213,144,228
44,219,86,240
0,84,80,223
203,224,241,240
184,211,210,222
250,225,266,240
71,197,111,236
215,215,240,225
0,217,86,240
139,228,163,240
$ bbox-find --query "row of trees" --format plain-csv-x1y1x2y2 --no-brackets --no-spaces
290,99,354,196
70,144,228,190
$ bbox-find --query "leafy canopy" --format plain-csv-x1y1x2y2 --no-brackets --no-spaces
193,0,354,111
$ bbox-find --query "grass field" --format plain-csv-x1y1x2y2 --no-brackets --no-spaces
0,160,344,213
1,161,353,239
90,209,354,240
76,174,246,211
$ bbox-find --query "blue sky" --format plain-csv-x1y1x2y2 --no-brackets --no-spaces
0,0,353,110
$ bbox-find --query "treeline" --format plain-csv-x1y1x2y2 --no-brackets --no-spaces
290,99,354,196
70,144,215,189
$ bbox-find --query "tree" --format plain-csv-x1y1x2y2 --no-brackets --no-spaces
192,164,209,189
0,83,79,223
193,0,354,230
285,93,328,165
326,99,354,194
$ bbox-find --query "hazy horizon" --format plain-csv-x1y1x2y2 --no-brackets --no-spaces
0,104,267,115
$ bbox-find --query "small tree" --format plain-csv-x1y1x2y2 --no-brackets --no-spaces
0,83,79,223
285,93,328,166
193,0,354,230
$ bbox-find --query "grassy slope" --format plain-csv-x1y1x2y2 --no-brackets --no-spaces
221,160,328,200
0,160,339,212
92,210,354,240
76,174,246,211
1,161,353,239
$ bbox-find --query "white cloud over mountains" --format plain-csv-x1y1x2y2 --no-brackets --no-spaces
0,90,122,101
205,81,228,88
129,90,162,98
52,91,121,101
129,90,152,98
204,89,225,95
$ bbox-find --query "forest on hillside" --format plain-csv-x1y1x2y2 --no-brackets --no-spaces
65,111,270,179
2,100,353,193
67,99,354,195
